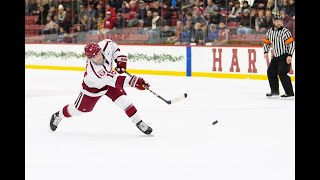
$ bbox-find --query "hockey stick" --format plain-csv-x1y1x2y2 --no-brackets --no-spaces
125,70,187,105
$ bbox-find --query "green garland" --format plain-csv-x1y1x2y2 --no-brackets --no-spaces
25,51,183,63
127,53,183,63
25,51,86,59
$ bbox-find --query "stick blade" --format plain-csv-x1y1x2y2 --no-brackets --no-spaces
170,93,187,104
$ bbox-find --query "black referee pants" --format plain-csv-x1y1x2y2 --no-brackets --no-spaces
267,54,294,95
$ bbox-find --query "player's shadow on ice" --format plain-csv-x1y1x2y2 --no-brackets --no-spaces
53,131,153,140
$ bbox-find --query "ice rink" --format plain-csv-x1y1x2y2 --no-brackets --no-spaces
25,69,295,180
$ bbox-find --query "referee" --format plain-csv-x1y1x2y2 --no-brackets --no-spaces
263,15,295,99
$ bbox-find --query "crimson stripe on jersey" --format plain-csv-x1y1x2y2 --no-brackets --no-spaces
63,105,71,118
125,105,137,117
82,81,109,93
101,53,109,65
103,41,110,52
114,48,120,53
115,76,126,89
90,61,101,78
102,64,109,72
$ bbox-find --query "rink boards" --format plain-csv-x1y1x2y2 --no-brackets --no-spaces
25,44,295,81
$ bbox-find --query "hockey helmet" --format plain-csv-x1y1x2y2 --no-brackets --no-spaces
273,14,282,21
84,42,101,58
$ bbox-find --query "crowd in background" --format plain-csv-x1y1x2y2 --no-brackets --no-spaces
25,0,295,45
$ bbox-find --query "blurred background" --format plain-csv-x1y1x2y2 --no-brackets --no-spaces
24,0,295,46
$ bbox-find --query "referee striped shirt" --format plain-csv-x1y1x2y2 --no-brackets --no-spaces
263,27,295,57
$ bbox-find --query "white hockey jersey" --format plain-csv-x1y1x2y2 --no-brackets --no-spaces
81,39,131,97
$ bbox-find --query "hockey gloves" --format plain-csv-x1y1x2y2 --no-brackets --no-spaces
129,75,150,90
115,56,127,74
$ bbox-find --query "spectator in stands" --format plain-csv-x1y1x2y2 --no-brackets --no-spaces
151,11,163,30
204,12,214,26
228,1,242,22
226,1,234,11
175,20,194,45
62,5,74,34
193,0,204,15
101,11,115,34
124,0,138,13
236,9,252,35
217,21,229,43
242,1,251,12
56,0,67,9
110,0,123,13
250,8,257,32
185,12,196,26
57,4,66,26
77,5,88,24
193,9,206,25
95,13,106,32
191,22,205,45
266,0,275,14
280,9,293,33
106,3,117,18
46,6,56,21
28,0,39,16
150,1,161,16
143,10,153,28
39,16,57,35
279,0,289,14
115,12,126,29
260,9,273,30
204,0,219,15
80,14,92,32
145,3,151,14
166,20,183,44
161,2,173,26
252,0,266,10
87,5,97,22
212,8,224,25
214,0,227,10
181,0,196,13
287,0,295,18
206,23,219,45
72,24,85,43
36,5,48,25
137,0,147,22
255,9,265,33
160,24,175,43
41,0,50,14
119,2,130,13
127,13,139,27
96,4,105,19
52,14,59,25
172,0,182,9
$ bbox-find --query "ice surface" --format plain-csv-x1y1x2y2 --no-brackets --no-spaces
25,69,295,180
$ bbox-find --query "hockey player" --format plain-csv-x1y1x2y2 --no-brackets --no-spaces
49,39,153,135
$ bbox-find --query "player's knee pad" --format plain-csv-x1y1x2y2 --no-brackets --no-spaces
113,95,132,110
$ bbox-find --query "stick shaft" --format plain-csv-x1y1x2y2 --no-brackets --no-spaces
124,71,171,104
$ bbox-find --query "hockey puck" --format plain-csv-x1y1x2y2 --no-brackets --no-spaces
212,120,218,125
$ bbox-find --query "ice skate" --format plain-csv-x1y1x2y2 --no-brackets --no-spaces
136,120,153,135
49,111,62,132
266,92,279,99
280,94,294,100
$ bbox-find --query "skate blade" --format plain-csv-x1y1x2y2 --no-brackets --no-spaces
266,96,279,99
146,133,154,137
280,96,294,100
48,125,55,133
